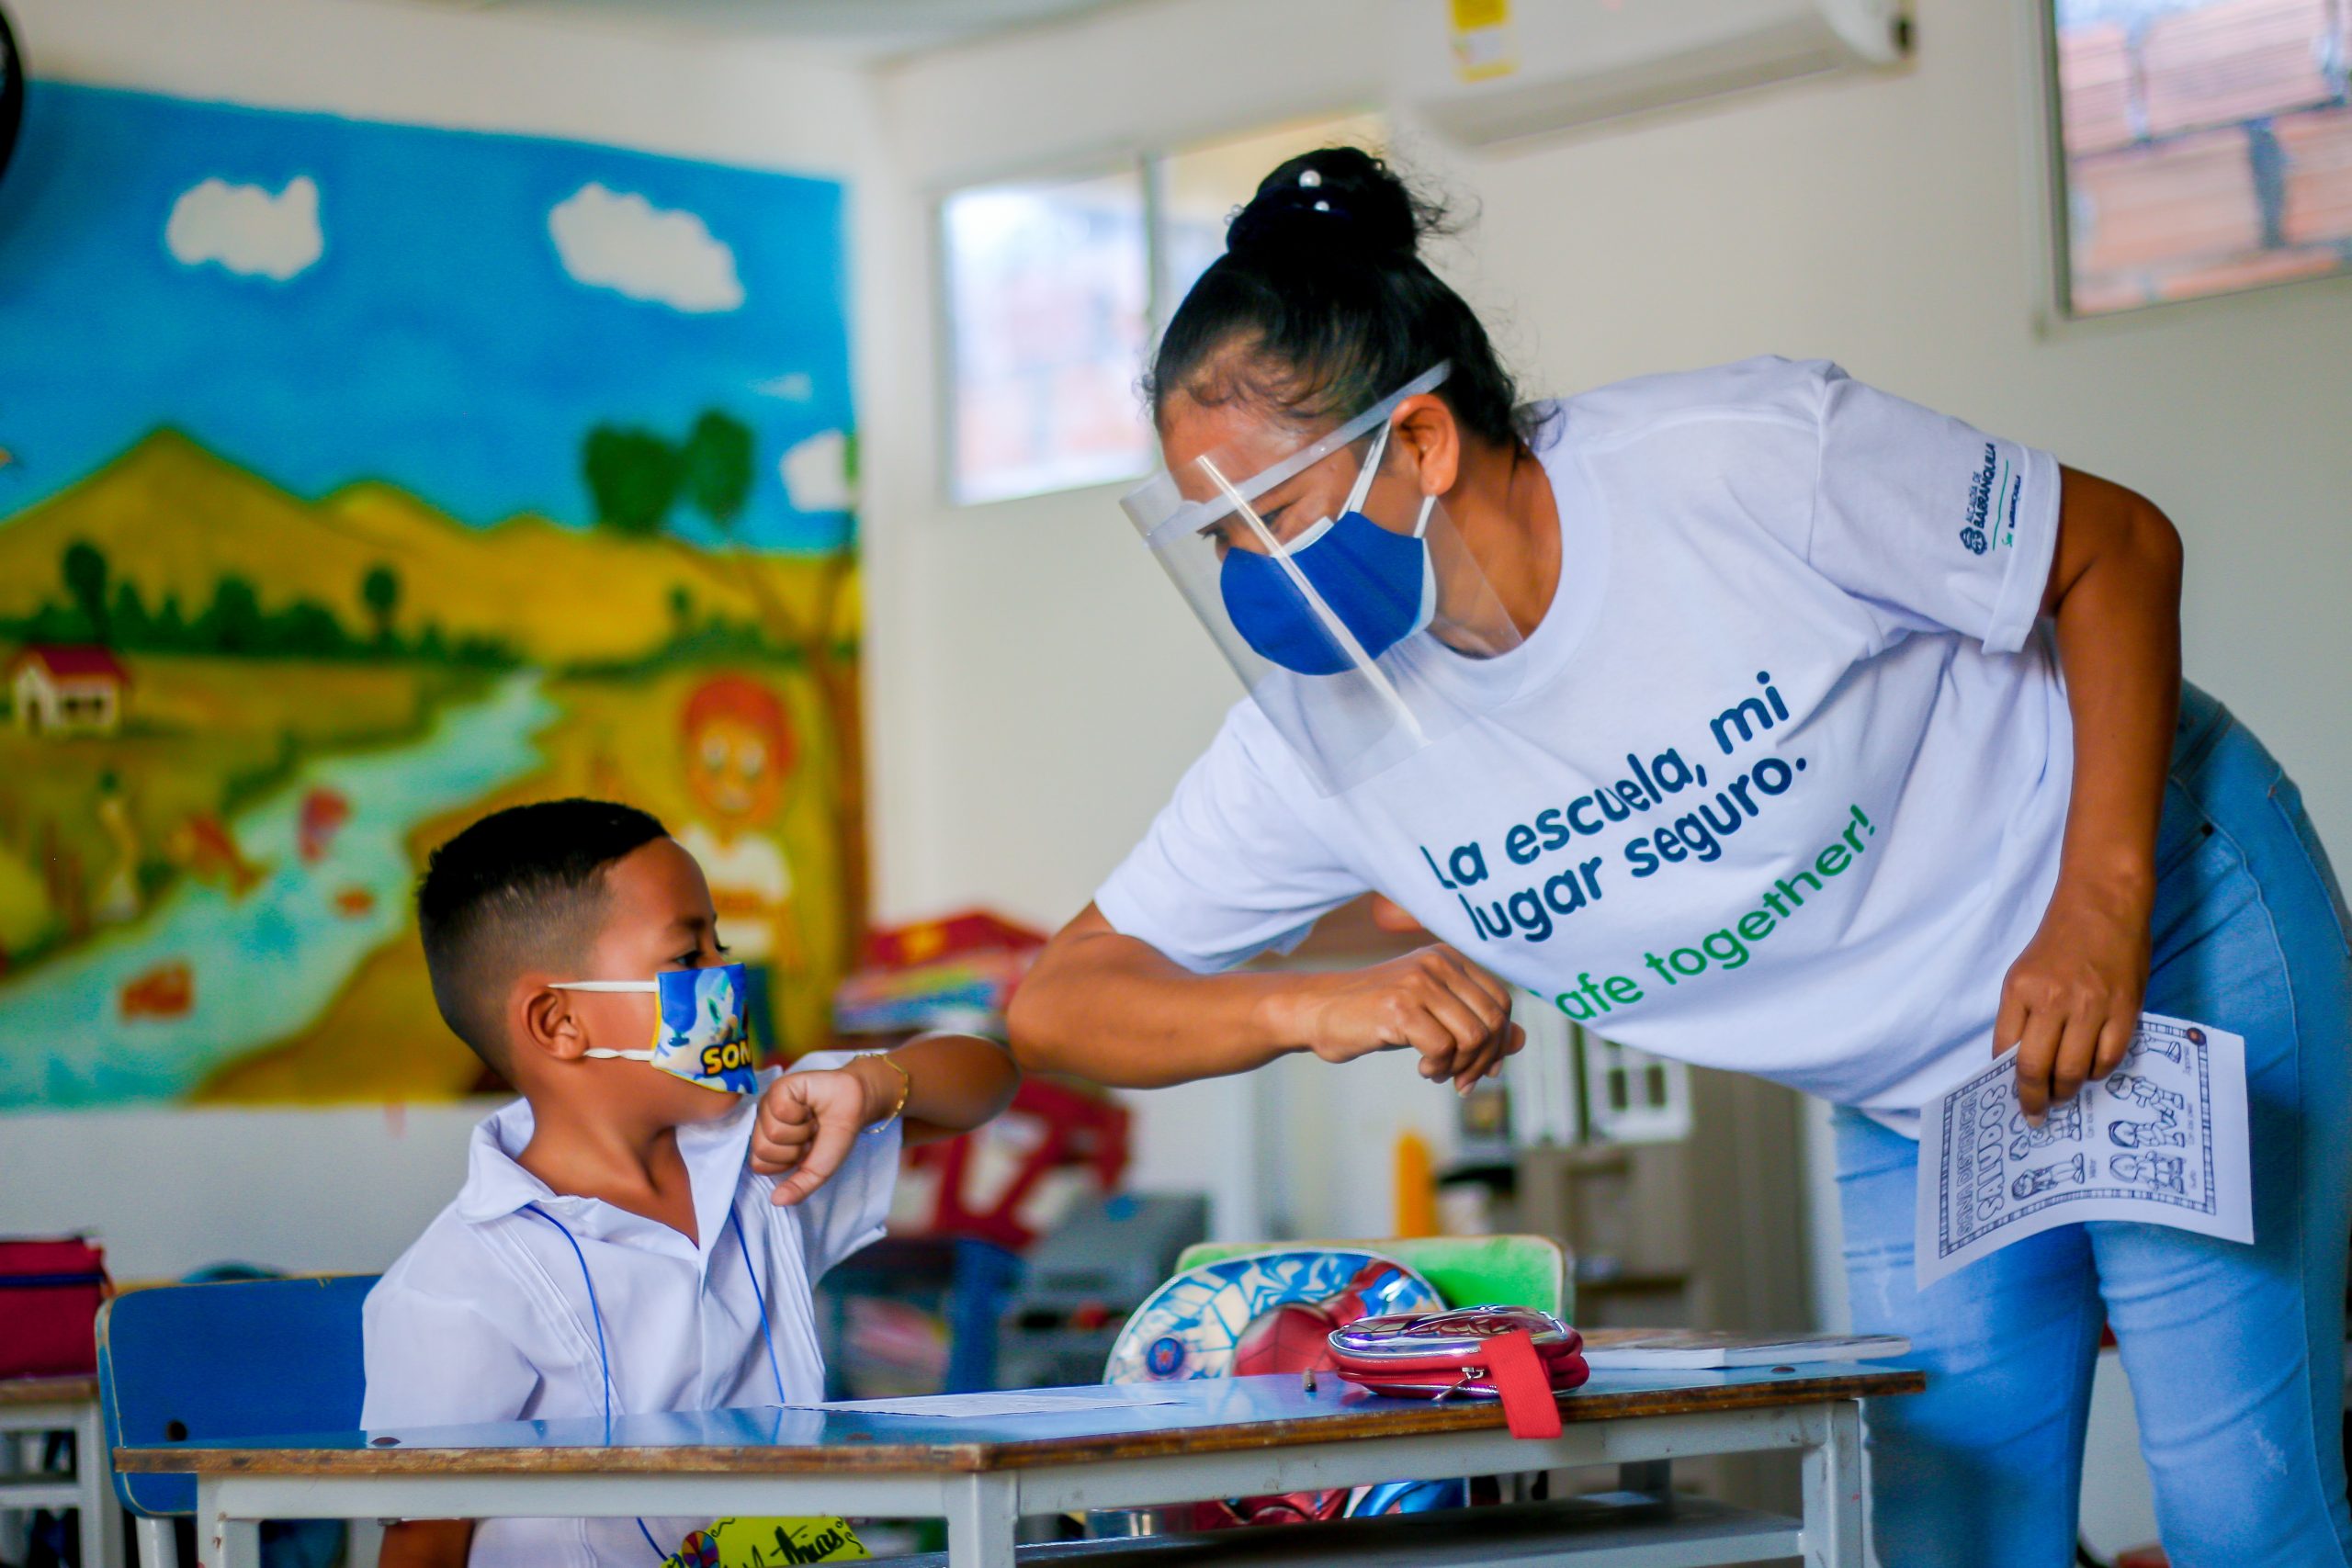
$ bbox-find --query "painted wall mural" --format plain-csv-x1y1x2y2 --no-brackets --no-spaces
0,85,861,1110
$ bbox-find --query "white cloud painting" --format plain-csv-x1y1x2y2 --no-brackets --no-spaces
780,429,853,513
548,183,743,313
165,175,324,281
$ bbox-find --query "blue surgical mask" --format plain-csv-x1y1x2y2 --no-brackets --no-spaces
1217,420,1439,677
552,962,757,1094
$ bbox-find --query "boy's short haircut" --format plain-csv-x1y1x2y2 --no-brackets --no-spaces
416,798,668,1073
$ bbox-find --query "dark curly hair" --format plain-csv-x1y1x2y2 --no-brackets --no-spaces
1146,146,1527,448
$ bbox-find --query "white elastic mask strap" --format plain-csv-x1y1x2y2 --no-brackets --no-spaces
1202,457,1428,746
1341,417,1392,518
1138,362,1450,547
1412,491,1436,540
555,981,661,1064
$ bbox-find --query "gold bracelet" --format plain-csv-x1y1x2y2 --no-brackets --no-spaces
863,1051,911,1129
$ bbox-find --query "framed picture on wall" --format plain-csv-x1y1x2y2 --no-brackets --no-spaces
2042,0,2351,317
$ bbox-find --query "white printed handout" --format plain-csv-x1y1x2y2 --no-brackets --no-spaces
1916,1013,2251,1289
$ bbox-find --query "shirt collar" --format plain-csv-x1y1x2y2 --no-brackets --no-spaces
452,1079,770,1263
451,1098,558,1224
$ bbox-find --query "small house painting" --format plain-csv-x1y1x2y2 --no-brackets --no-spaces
9,647,130,737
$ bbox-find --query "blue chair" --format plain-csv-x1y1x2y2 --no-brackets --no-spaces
96,1275,379,1568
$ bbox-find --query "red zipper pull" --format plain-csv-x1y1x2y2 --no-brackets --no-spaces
1487,1329,1564,1439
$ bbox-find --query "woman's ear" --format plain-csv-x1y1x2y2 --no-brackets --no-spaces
1391,395,1462,498
516,979,588,1066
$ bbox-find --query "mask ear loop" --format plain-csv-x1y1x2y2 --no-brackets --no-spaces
551,979,664,1059
1201,456,1429,747
1340,416,1392,520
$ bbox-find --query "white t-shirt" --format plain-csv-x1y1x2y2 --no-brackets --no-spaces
1096,356,2071,1125
361,1056,900,1567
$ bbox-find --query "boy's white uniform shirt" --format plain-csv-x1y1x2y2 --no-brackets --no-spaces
362,1057,900,1567
1098,357,2074,1130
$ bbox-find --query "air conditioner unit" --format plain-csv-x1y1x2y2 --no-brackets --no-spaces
1393,0,1913,148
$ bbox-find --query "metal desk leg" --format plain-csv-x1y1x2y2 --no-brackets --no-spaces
943,1472,1018,1568
196,1479,259,1568
135,1516,180,1568
1617,1459,1674,1499
1800,1400,1865,1568
75,1400,125,1568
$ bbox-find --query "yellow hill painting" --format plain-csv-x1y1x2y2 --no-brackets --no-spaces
0,431,854,671
0,85,860,1110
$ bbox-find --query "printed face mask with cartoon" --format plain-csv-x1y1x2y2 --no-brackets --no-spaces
551,964,758,1094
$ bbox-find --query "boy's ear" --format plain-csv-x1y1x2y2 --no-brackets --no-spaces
515,977,589,1066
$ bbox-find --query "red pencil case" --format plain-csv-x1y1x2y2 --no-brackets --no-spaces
1326,1305,1589,1438
0,1235,110,1379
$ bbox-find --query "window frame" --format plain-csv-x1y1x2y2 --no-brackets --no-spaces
933,110,1382,510
933,152,1157,510
2029,0,2352,331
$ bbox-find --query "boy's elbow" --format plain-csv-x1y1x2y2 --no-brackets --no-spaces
980,1034,1023,1113
898,1035,1019,1144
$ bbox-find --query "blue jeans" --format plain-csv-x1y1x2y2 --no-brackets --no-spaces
1836,683,2352,1566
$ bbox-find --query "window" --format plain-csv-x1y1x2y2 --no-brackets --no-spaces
2049,0,2352,316
943,169,1149,506
941,113,1383,507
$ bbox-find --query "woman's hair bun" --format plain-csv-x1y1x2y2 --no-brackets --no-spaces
1225,146,1430,263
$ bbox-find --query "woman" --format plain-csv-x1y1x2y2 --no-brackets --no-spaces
1006,148,2352,1563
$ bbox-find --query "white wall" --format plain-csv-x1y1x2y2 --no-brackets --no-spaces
0,0,885,1280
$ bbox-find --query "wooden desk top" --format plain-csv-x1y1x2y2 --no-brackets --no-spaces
0,1374,98,1407
116,1364,1923,1479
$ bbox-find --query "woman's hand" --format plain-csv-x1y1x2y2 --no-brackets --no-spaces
2001,466,2180,1124
1273,944,1525,1093
1998,879,2153,1122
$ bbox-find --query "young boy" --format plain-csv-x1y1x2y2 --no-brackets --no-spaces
367,799,1019,1568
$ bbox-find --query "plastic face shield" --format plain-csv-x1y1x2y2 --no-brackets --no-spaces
554,962,758,1094
1122,364,1526,795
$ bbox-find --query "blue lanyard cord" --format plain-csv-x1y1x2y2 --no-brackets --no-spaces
521,1203,662,1564
520,1202,613,1435
728,1203,788,1406
522,1200,784,1565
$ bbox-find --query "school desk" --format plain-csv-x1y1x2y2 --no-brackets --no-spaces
116,1361,1922,1568
2,1373,122,1568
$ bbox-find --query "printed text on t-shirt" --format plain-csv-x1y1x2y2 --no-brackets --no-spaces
1416,671,1819,937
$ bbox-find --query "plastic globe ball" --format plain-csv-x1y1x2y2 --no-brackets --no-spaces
1233,1302,1340,1377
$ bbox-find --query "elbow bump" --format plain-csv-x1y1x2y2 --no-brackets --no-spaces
1002,987,1056,1067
